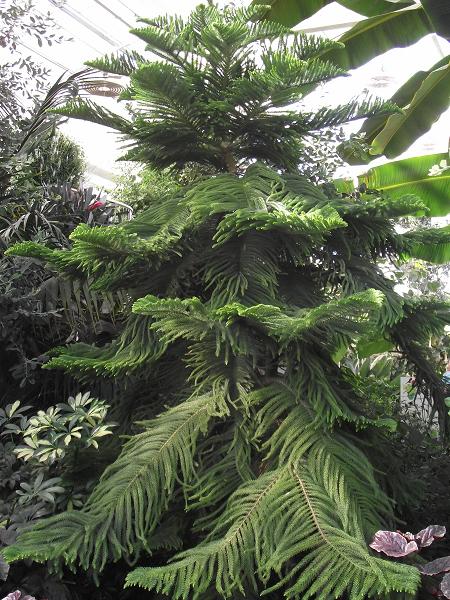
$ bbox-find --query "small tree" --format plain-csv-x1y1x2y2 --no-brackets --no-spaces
5,4,450,598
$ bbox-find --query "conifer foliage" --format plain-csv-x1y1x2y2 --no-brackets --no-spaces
4,4,450,598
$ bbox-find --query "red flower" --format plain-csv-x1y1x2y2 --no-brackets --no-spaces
87,199,106,211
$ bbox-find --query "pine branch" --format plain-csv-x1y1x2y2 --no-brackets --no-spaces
125,458,419,599
44,315,165,376
86,50,146,76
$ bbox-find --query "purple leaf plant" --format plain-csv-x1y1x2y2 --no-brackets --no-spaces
370,530,419,557
370,525,450,598
1,592,36,600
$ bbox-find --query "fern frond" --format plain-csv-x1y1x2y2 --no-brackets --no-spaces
187,424,255,534
226,58,346,112
356,193,428,219
132,295,224,346
213,205,346,246
130,24,193,65
302,97,400,131
267,463,418,600
126,469,285,597
275,32,344,61
201,231,280,306
185,166,274,222
217,289,384,350
130,63,202,134
8,196,191,291
392,298,450,346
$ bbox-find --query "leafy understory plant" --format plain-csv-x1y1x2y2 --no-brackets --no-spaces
13,392,114,463
0,393,114,590
3,4,450,599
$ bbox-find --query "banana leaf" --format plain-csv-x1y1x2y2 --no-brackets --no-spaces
253,0,414,25
340,56,450,164
357,337,395,358
323,6,433,70
359,153,450,216
338,0,415,17
421,0,450,40
252,0,333,25
370,58,450,158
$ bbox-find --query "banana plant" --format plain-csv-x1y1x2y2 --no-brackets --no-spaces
336,152,450,216
335,152,450,264
256,0,450,163
359,152,450,216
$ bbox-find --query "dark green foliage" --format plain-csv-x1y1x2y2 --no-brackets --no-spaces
27,130,85,188
4,4,450,599
0,70,130,597
0,395,117,599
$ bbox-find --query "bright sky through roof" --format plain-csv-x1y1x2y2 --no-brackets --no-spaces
20,1,450,186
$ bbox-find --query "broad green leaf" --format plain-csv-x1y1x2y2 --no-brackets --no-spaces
370,58,450,158
332,342,349,363
359,154,450,217
341,56,450,164
333,177,356,194
421,0,450,40
253,0,333,27
338,0,415,17
324,6,433,71
253,0,414,25
357,337,394,358
8,400,21,417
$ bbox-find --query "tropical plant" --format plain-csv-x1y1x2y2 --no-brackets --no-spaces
0,168,124,405
355,153,450,218
256,0,450,163
112,165,194,214
0,67,129,402
0,19,131,596
13,392,114,463
345,354,400,419
3,4,450,599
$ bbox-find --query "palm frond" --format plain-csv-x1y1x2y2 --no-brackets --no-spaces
51,98,131,132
